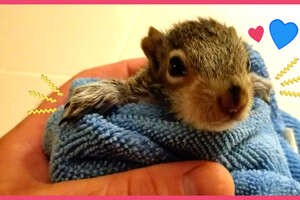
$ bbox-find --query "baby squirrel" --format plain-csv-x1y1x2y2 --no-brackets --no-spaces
61,17,272,132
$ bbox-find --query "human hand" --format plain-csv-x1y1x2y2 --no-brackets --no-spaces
0,58,234,195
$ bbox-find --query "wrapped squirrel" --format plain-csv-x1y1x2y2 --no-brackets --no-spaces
60,17,272,132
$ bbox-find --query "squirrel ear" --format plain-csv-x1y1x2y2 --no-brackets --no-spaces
141,26,166,69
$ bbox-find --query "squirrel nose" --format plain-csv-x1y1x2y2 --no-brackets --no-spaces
218,85,246,116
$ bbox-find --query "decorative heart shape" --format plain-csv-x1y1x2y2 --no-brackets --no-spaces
248,26,264,42
269,19,298,49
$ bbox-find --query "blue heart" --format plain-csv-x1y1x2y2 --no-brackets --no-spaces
269,19,298,49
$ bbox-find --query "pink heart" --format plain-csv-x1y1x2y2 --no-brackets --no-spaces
248,26,264,42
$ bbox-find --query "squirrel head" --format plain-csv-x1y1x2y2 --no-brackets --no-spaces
141,17,253,131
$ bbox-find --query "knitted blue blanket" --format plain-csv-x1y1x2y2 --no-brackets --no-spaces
43,47,300,195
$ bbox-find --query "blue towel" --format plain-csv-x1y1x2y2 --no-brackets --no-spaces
43,46,300,195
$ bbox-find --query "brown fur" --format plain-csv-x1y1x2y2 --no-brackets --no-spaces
61,17,272,132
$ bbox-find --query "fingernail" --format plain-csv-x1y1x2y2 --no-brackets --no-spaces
182,166,201,195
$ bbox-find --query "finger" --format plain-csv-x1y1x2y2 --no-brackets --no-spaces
125,57,149,77
81,57,148,79
36,161,234,195
36,57,147,113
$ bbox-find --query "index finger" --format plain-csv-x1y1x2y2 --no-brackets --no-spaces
80,57,148,80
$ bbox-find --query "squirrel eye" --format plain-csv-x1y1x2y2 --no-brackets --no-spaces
169,56,187,77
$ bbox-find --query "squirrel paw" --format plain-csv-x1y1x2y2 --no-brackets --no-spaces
60,81,122,125
250,72,273,104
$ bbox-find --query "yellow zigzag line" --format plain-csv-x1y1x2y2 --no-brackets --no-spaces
41,74,63,96
280,90,300,97
28,90,57,103
275,58,299,80
28,108,57,115
281,76,300,86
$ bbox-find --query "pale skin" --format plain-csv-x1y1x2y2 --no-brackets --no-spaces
0,58,234,195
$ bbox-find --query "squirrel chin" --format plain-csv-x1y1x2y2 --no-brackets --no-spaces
185,106,251,132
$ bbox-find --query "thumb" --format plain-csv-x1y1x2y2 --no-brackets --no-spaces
40,161,234,195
